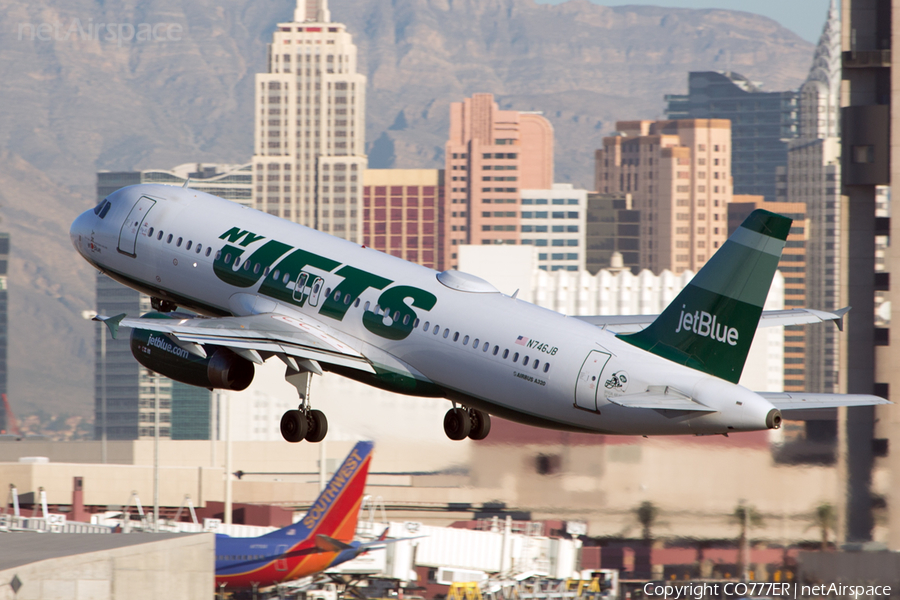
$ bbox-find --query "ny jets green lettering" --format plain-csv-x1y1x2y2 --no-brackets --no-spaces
219,227,265,245
213,240,292,288
363,286,437,340
257,248,341,305
319,266,391,322
213,227,437,341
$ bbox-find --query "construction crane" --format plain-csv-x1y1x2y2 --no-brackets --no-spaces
1,393,20,436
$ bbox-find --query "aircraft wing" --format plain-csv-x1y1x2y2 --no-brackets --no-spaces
758,392,891,411
96,312,375,374
607,387,715,412
575,307,850,334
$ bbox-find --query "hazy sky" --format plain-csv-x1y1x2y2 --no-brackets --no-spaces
535,0,835,44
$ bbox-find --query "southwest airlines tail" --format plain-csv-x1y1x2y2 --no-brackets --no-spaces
620,209,791,384
215,441,374,589
264,440,374,542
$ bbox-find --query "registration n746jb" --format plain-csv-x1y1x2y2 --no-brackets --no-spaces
70,184,888,442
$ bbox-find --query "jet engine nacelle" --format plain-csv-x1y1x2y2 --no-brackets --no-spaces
130,327,254,391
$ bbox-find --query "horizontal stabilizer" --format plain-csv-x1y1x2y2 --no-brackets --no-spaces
575,307,851,334
315,534,353,552
607,387,715,412
356,534,427,553
758,392,891,411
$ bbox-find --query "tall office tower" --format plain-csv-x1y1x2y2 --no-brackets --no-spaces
97,163,253,206
665,71,798,202
728,198,807,393
0,234,7,434
94,277,173,440
251,0,367,242
776,3,843,395
94,168,244,440
444,93,554,269
519,185,587,272
839,0,894,546
362,169,444,270
594,119,731,275
584,193,641,275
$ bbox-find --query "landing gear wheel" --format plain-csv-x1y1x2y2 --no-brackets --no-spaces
468,409,491,441
305,409,328,443
443,408,471,441
280,409,308,443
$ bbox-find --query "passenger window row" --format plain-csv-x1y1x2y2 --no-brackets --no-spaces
149,227,213,257
412,317,551,374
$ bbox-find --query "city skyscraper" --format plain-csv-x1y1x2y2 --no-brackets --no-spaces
584,193,641,275
362,169,444,270
665,71,798,202
444,93,554,269
776,1,842,395
251,0,367,243
594,119,731,275
838,0,894,547
98,163,252,206
520,185,587,272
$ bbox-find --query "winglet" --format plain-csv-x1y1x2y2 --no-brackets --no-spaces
834,306,851,332
94,313,126,340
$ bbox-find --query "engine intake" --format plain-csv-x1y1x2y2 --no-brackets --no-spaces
130,328,254,391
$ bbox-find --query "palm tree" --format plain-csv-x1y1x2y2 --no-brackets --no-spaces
635,501,659,541
810,503,836,550
733,504,763,581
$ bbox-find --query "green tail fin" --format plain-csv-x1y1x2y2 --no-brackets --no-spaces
619,209,791,383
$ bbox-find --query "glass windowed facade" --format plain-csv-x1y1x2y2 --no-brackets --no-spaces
665,71,798,202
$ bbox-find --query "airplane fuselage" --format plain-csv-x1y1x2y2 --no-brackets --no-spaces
71,184,777,435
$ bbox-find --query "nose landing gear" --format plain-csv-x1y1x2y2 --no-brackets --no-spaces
443,406,491,441
280,364,329,443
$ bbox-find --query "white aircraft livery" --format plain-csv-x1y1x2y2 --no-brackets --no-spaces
70,184,889,442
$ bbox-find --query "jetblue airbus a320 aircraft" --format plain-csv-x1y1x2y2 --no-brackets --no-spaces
71,184,888,442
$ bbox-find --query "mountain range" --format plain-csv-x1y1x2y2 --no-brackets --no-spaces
0,0,815,415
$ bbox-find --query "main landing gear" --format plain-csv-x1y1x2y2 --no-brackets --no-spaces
280,364,328,443
443,406,491,441
280,407,328,443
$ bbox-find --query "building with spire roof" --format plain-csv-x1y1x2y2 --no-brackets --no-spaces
775,0,842,394
797,0,841,140
251,0,367,242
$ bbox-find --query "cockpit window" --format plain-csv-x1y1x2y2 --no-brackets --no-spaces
94,200,112,219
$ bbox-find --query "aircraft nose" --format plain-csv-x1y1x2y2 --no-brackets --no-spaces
70,209,93,255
